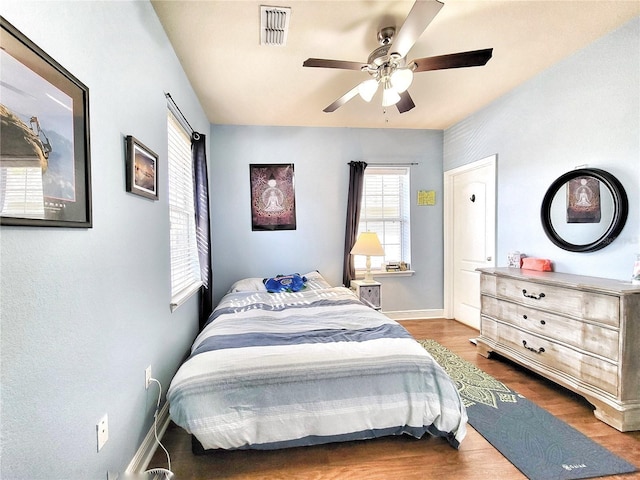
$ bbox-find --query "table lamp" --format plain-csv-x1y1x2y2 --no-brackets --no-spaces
350,232,385,283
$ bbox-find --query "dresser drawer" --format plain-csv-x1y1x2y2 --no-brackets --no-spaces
493,277,620,327
483,318,618,396
481,296,619,361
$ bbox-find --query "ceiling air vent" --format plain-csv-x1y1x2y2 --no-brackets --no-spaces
260,6,291,46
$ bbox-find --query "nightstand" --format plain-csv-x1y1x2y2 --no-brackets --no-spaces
350,280,381,310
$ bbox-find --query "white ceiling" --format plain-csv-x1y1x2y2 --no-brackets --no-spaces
151,0,639,130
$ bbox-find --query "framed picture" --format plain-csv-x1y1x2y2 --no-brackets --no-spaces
0,17,92,227
125,136,158,200
249,164,296,231
566,175,601,223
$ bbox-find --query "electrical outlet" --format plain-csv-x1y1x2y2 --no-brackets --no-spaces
145,365,152,389
97,414,109,452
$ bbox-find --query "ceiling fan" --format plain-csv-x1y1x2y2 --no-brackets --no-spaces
303,0,493,114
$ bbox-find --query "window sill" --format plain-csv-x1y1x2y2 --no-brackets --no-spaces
354,270,415,280
170,281,203,312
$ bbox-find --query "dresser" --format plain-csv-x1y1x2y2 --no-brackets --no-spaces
477,267,640,431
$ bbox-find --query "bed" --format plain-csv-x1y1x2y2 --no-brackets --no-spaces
167,271,468,452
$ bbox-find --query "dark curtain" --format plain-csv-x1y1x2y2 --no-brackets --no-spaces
342,161,367,286
192,132,213,328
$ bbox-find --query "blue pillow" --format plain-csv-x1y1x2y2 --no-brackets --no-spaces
263,274,307,293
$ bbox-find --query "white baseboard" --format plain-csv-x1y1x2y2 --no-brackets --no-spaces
126,401,171,474
383,309,445,320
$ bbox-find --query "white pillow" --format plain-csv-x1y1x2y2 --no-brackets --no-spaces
227,277,267,293
302,271,333,290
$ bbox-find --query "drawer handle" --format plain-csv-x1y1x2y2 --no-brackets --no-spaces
522,340,545,354
522,289,545,300
523,314,545,325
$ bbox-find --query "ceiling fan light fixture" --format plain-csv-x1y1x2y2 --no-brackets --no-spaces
304,1,493,115
381,81,401,107
358,79,379,102
390,67,413,93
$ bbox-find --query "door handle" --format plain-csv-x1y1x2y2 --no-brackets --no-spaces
486,256,492,261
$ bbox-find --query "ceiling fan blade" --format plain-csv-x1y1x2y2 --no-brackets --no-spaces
412,48,493,72
323,85,360,113
391,0,444,59
303,58,367,70
396,90,416,114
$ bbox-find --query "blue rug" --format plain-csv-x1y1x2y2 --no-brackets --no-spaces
419,339,637,480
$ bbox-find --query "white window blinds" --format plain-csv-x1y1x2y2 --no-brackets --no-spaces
0,167,45,218
357,166,411,270
168,110,202,310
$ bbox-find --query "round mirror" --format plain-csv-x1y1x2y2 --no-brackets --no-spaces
541,168,628,252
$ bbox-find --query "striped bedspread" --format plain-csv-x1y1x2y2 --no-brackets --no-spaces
167,285,467,450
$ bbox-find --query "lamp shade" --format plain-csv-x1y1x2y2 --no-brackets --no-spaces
358,79,379,102
381,82,401,107
390,68,413,93
350,232,385,256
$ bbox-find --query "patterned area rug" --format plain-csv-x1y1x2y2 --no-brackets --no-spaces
419,339,637,480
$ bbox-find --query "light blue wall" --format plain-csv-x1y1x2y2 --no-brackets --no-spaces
210,126,444,311
444,18,640,281
2,3,636,479
0,2,208,479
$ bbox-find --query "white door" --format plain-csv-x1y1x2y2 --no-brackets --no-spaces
444,155,496,330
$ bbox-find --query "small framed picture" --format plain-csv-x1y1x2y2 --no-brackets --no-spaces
125,135,158,200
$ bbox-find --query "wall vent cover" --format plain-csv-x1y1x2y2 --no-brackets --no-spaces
260,6,291,46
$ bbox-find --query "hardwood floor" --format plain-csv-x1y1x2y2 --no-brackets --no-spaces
148,319,640,479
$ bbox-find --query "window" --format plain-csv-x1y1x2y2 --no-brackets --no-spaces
356,166,411,271
167,110,202,311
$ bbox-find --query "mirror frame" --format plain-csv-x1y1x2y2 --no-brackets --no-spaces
540,168,628,253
